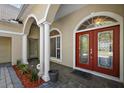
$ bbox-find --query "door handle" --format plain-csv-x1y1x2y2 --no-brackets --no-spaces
90,49,92,54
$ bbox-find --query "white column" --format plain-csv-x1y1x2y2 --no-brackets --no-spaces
38,24,44,76
22,34,28,64
42,22,50,81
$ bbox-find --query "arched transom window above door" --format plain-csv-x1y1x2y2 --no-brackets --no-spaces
78,16,118,30
50,29,62,62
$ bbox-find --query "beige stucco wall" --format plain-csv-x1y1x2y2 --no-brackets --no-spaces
22,4,48,23
31,4,48,21
46,4,60,23
12,35,22,65
0,32,22,65
0,37,11,63
0,22,23,33
51,4,124,67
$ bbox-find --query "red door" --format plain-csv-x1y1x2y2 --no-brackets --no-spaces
76,25,120,77
76,31,93,70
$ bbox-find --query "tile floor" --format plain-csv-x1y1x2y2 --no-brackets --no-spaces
40,62,124,88
0,63,23,88
0,62,124,88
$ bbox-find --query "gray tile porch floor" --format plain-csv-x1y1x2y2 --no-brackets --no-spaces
0,63,23,88
40,62,124,88
0,62,124,88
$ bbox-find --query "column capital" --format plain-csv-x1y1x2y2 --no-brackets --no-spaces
38,21,51,27
38,23,43,28
42,21,51,25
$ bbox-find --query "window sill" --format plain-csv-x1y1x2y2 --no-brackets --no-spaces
50,57,62,63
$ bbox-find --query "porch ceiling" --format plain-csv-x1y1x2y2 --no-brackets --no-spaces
54,4,87,21
0,4,23,23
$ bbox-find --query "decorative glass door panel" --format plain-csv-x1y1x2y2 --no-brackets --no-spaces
98,31,113,69
76,31,92,70
76,25,119,77
79,34,89,64
94,25,119,77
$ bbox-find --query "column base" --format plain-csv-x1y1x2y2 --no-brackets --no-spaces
38,71,43,78
42,74,50,82
38,72,42,77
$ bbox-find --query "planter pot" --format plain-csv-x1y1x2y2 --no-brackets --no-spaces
49,69,59,82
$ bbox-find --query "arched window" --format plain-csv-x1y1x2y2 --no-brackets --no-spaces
50,29,62,61
77,16,117,30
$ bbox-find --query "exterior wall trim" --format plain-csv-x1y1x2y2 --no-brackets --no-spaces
23,14,39,35
0,30,23,35
44,4,51,20
73,11,124,82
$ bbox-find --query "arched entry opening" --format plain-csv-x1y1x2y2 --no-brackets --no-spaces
27,22,40,67
22,15,40,68
73,12,123,82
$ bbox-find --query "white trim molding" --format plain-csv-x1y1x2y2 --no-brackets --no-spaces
73,11,124,83
50,57,62,63
76,23,120,33
44,4,51,20
0,30,23,35
23,14,39,34
24,14,39,26
50,28,62,62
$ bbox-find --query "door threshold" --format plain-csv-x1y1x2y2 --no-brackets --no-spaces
74,67,122,83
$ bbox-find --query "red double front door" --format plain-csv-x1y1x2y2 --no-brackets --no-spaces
76,25,120,77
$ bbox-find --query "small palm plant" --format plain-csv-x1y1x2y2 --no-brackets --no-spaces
18,64,29,74
30,68,38,82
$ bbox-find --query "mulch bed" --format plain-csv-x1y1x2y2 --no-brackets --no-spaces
13,65,44,88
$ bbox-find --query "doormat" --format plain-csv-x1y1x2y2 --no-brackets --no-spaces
71,70,93,80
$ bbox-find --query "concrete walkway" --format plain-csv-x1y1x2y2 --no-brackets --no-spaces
0,63,23,88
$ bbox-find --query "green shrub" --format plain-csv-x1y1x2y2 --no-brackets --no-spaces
30,68,38,82
18,64,29,74
17,60,21,66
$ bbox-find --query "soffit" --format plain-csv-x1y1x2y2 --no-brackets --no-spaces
55,4,87,20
